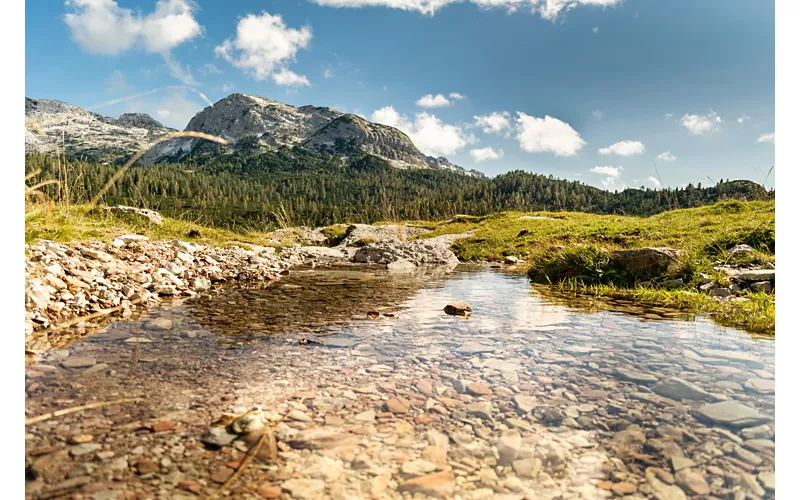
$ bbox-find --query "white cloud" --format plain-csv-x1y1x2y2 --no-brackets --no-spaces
598,140,645,156
756,132,775,144
737,114,750,124
647,176,662,188
215,12,312,86
469,147,504,162
515,112,586,157
664,113,674,118
473,111,512,135
371,106,475,156
681,111,723,135
221,83,235,92
592,110,603,119
656,151,676,161
324,68,335,79
64,0,202,83
449,92,465,100
590,165,622,177
592,26,599,34
416,94,451,108
198,63,222,76
311,0,621,20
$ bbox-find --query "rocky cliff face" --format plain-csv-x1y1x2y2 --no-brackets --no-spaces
25,93,485,176
25,98,174,163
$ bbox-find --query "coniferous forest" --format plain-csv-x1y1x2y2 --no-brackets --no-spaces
25,150,774,231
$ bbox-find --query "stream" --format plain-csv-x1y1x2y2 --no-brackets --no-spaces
25,265,775,499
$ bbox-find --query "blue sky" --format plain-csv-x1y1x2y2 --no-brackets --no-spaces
26,0,775,189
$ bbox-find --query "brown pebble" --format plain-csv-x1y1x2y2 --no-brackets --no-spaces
467,383,493,396
69,434,94,444
611,482,637,495
151,421,175,432
211,466,234,484
256,485,282,499
178,480,202,494
385,398,410,413
134,459,159,475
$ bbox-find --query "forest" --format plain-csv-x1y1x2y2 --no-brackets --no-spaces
25,149,774,231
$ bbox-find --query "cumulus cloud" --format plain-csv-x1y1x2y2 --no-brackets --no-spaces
681,111,723,135
449,92,465,100
311,0,621,20
737,114,750,124
64,0,202,82
371,106,475,156
592,26,599,34
598,140,645,156
473,111,512,135
515,112,586,157
469,147,504,162
590,165,622,177
416,94,451,108
221,83,235,92
656,151,676,161
215,12,312,86
324,68,335,79
756,132,775,144
664,113,674,118
647,176,662,188
590,165,625,190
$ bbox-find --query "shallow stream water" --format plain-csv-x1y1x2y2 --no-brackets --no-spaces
25,266,775,499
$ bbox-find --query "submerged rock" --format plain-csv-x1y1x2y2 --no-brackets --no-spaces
695,401,772,428
444,301,472,316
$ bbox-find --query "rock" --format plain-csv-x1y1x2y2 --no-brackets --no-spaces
727,269,775,281
142,318,173,331
670,456,695,472
695,401,772,428
709,288,732,297
646,468,688,500
230,411,266,434
513,395,536,413
256,485,282,499
614,368,659,384
611,425,646,457
504,255,519,265
350,410,376,423
112,234,149,246
398,471,456,497
385,398,410,413
662,278,684,289
744,378,775,394
750,281,773,293
456,343,495,354
281,478,326,499
386,259,416,272
466,401,493,420
189,277,210,292
444,301,472,316
401,459,437,476
512,458,541,478
732,445,763,465
741,425,773,440
69,434,94,444
70,443,101,457
727,244,755,257
610,247,686,280
61,356,96,369
289,428,359,449
467,382,493,396
496,432,521,465
758,471,775,492
200,426,237,448
736,472,766,497
674,469,709,496
104,205,164,225
611,482,638,495
134,459,160,475
651,377,715,401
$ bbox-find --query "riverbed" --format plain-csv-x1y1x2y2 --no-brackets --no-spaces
25,265,775,499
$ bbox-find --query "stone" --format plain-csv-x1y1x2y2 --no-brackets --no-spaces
398,471,455,497
444,301,472,316
614,368,658,384
695,401,772,428
456,343,495,354
670,456,695,472
69,434,94,444
142,318,173,331
289,428,359,450
646,468,688,500
70,443,101,457
104,205,164,225
230,411,266,434
512,458,541,478
466,401,493,420
134,459,160,475
611,482,637,495
611,425,646,457
674,469,709,496
709,287,732,297
662,278,684,289
750,281,773,293
386,259,416,272
736,472,766,497
758,471,775,492
504,255,519,265
741,425,773,440
200,426,237,447
467,382,493,396
652,377,715,401
728,269,775,281
287,410,312,422
282,478,326,499
385,398,410,413
61,356,96,369
513,395,536,413
610,247,686,280
732,445,763,465
350,410,375,423
727,244,755,256
496,432,521,465
744,378,775,394
256,485,282,499
401,459,437,476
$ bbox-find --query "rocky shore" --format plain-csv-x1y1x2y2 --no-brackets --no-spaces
24,221,465,352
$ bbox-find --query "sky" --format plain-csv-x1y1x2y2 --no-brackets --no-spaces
25,0,775,190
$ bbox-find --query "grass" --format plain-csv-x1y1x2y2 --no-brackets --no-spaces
25,205,285,249
546,281,775,335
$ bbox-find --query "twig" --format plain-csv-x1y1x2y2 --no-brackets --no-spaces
205,397,305,500
26,397,144,425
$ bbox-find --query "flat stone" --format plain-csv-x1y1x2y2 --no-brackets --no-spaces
614,368,658,384
698,348,766,368
350,410,376,423
611,482,637,495
758,471,775,492
467,383,493,396
670,456,695,472
61,356,96,369
496,431,521,465
282,478,326,499
466,401,493,420
398,471,455,497
512,458,541,478
70,443,101,457
456,343,496,354
135,459,160,475
200,426,237,447
695,401,772,428
385,398,410,413
674,469,710,496
401,459,437,476
142,318,173,331
513,395,536,413
652,377,715,401
289,428,359,450
744,378,775,394
646,468,688,500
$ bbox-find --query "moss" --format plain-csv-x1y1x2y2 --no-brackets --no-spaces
320,224,349,246
352,237,377,247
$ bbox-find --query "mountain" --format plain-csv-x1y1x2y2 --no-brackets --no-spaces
24,93,485,177
25,98,175,163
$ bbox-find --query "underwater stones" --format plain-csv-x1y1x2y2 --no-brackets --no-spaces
444,301,472,316
695,401,772,428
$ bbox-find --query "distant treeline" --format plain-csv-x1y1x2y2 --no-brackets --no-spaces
25,150,774,231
